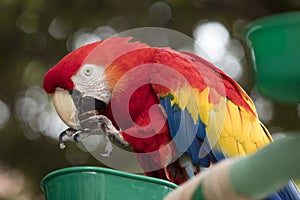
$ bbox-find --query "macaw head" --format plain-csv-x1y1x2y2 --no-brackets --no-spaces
43,36,149,130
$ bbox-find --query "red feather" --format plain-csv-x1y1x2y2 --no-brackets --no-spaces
43,37,148,94
43,42,101,93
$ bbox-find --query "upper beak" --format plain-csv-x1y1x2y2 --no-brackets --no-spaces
52,88,107,130
52,88,79,130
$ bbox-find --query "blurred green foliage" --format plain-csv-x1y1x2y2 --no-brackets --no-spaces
0,0,299,199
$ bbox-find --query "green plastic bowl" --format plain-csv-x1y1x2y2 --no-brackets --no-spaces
41,166,177,200
244,11,300,103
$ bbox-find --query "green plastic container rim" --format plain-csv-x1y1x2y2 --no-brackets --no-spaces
244,11,300,37
41,166,178,191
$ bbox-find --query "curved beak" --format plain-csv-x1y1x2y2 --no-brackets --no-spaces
52,88,108,130
52,88,80,130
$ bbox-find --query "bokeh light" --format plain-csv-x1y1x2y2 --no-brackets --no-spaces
251,88,274,123
67,26,117,51
16,11,38,34
193,21,244,80
94,25,118,39
14,85,68,140
48,17,72,40
22,60,46,87
149,1,172,25
219,53,243,80
194,21,229,63
67,31,101,51
0,100,10,130
0,166,25,199
39,104,68,140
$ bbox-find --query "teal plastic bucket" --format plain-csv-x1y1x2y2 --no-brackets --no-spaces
244,11,300,103
41,166,177,200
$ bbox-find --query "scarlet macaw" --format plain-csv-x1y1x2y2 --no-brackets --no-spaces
43,37,299,199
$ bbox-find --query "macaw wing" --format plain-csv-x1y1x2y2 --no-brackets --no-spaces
150,48,272,167
159,96,224,167
181,51,273,153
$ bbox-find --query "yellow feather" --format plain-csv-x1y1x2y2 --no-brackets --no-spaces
226,100,242,141
223,103,232,137
172,85,204,124
217,136,241,156
205,97,226,153
197,88,211,126
239,107,256,145
170,91,178,106
250,120,272,149
186,90,200,124
177,85,191,110
241,140,259,155
200,95,272,158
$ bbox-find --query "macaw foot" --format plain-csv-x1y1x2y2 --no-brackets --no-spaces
58,115,128,157
83,115,129,147
79,115,128,156
58,127,114,157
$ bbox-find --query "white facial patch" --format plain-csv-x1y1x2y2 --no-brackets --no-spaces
71,64,112,104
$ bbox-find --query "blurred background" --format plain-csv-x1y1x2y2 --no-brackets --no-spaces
0,0,300,199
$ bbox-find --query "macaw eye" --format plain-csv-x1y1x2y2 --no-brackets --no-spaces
84,66,93,76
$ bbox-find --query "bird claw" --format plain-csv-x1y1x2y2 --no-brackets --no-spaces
58,115,128,157
58,128,77,149
59,142,66,150
58,128,90,149
87,115,129,146
73,133,80,143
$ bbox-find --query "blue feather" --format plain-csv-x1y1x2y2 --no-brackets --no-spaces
263,181,300,200
275,181,300,200
159,97,224,166
264,193,283,200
